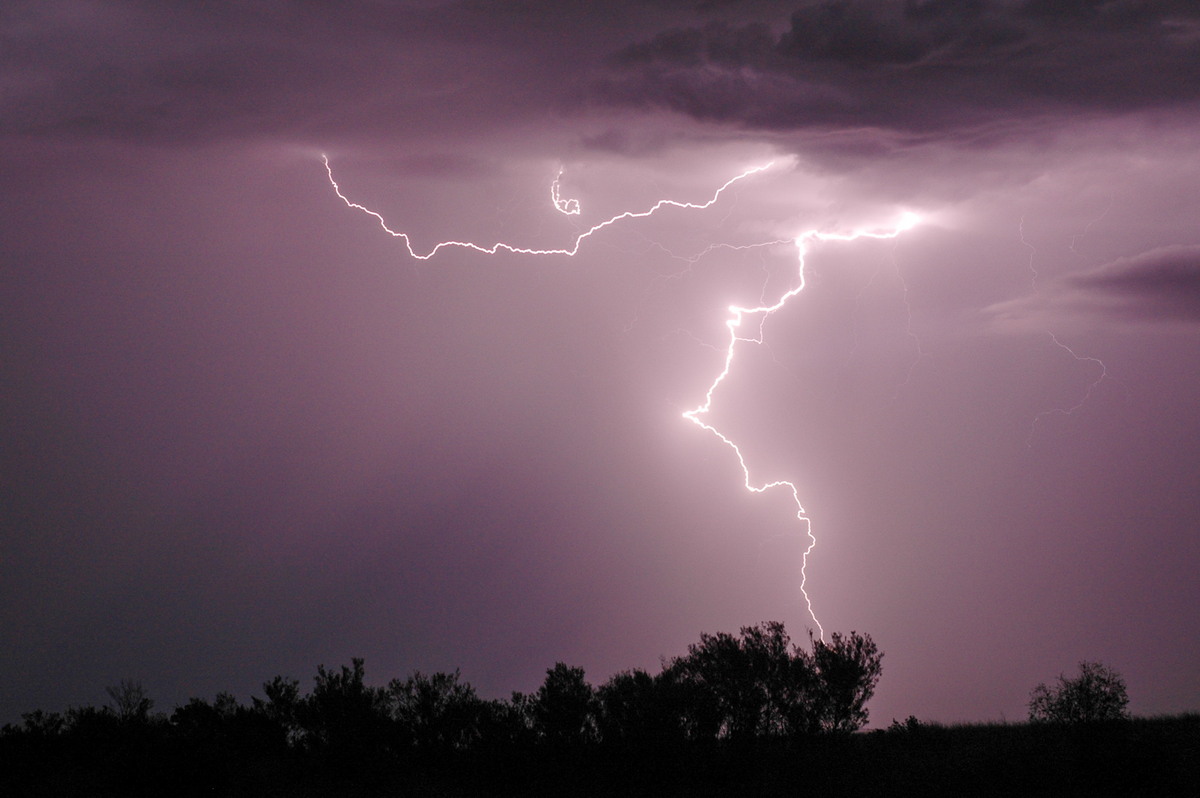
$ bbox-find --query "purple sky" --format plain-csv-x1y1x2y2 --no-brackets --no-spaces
3,1,1199,726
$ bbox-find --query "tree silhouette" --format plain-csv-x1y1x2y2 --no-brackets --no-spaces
482,690,536,749
597,668,689,747
252,674,303,746
0,624,898,794
532,663,597,746
14,710,64,739
809,631,883,733
105,679,153,723
389,669,484,753
1028,660,1130,723
14,630,1194,796
667,624,783,740
300,658,390,765
170,693,239,741
666,623,882,738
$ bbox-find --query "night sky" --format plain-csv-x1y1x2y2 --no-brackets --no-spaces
3,1,1198,727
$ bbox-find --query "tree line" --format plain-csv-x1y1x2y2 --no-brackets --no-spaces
7,623,1166,797
5,622,881,749
1,623,880,794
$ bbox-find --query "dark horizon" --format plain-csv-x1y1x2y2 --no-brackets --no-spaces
2,1,1198,728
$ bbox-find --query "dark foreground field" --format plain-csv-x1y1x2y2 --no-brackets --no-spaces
3,714,1197,797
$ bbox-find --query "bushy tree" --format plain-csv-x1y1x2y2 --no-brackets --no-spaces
14,710,65,739
252,674,303,746
473,693,536,750
810,631,883,733
597,668,690,747
300,658,390,763
667,621,795,740
170,692,289,775
532,663,597,746
1028,660,1130,723
170,693,238,740
389,669,484,753
665,622,882,738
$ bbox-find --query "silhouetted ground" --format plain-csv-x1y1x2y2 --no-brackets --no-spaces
3,714,1197,797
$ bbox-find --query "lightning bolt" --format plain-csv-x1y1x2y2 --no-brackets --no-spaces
1018,215,1039,290
322,154,920,637
322,155,772,259
681,214,921,639
1027,336,1108,446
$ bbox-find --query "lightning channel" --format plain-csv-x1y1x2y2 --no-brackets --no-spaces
322,154,919,638
551,168,581,216
323,154,772,259
1027,332,1108,446
681,214,921,639
1018,215,1039,290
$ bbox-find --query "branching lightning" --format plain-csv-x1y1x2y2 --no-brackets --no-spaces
681,214,921,639
322,154,920,637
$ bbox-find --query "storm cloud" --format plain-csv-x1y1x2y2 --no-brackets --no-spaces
992,244,1200,326
597,0,1200,141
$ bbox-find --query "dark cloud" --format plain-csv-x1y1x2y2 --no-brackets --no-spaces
7,1,1198,148
1,2,386,142
1068,244,1200,321
0,1,636,145
619,20,777,67
597,0,1200,138
988,244,1200,327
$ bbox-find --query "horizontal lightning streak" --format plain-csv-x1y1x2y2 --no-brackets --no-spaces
322,154,772,259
